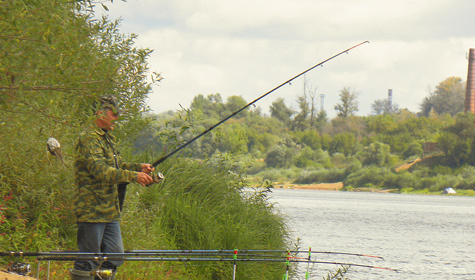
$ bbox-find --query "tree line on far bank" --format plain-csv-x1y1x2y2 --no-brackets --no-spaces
141,76,475,194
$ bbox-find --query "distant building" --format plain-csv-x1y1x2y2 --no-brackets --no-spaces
423,142,438,156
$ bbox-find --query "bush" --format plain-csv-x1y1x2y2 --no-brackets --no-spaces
384,171,417,190
294,147,319,168
294,167,348,184
356,141,391,166
246,159,267,175
343,167,393,189
403,142,423,159
329,133,357,156
454,166,475,190
265,145,293,168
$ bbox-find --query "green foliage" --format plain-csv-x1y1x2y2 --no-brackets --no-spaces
344,167,394,189
265,145,293,168
329,133,358,156
293,130,321,150
438,112,475,167
293,147,320,168
131,79,473,197
420,76,465,117
215,122,249,154
356,141,391,166
364,113,446,157
334,87,359,118
0,0,155,253
270,97,294,123
121,157,289,279
371,98,400,115
294,168,349,184
402,141,423,158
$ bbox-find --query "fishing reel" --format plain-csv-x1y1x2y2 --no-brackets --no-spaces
94,269,113,279
7,261,31,276
70,268,114,279
148,172,164,186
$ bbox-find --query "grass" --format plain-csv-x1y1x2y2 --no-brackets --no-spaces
117,155,292,279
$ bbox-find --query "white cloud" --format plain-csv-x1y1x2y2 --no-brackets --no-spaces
97,0,475,118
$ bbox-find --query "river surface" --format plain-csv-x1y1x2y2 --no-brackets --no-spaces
268,189,474,280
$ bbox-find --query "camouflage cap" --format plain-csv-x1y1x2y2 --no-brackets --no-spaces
95,95,122,115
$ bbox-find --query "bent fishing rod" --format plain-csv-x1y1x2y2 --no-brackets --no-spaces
151,41,369,169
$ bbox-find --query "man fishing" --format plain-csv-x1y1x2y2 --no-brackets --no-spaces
70,95,155,280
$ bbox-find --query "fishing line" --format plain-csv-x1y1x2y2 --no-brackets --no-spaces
151,41,370,167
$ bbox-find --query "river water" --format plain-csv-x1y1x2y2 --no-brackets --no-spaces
268,189,474,280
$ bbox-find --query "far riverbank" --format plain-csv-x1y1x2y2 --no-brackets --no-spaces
264,182,475,196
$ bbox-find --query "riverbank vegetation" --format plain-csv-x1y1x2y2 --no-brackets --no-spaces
142,84,475,196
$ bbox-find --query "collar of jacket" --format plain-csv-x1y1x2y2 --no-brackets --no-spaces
92,126,116,141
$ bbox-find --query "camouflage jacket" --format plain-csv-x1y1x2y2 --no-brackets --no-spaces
73,126,142,223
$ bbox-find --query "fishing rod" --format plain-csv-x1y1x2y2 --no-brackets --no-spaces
2,249,396,276
151,41,369,168
1,249,395,271
29,256,395,272
1,249,382,259
125,249,384,260
3,255,393,272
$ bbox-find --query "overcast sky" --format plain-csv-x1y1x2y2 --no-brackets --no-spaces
96,0,475,118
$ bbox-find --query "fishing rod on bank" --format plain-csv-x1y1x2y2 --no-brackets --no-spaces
149,41,369,171
0,249,383,259
0,249,396,272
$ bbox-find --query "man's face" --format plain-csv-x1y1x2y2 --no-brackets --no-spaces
96,108,119,130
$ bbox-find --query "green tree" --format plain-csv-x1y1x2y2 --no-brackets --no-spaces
329,133,357,156
265,145,293,168
356,141,391,166
294,146,318,168
420,77,465,117
0,0,157,251
315,110,328,133
190,93,225,120
215,123,249,154
292,94,311,131
295,130,321,150
371,99,400,115
438,113,475,166
270,97,294,123
221,95,249,118
334,87,359,117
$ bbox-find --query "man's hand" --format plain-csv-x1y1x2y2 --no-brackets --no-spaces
141,164,155,174
136,172,153,187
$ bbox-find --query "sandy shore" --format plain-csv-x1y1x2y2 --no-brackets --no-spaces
271,182,396,193
0,271,36,280
272,182,344,190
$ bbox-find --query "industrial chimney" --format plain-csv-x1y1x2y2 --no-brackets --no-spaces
388,89,393,108
465,48,475,113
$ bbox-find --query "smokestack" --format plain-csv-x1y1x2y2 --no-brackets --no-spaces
465,48,475,113
388,89,393,107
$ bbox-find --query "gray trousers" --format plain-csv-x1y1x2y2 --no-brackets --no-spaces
73,221,124,272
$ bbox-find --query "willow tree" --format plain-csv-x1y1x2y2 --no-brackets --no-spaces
0,0,159,251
